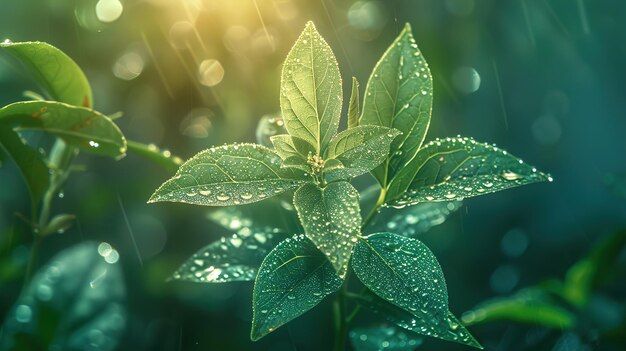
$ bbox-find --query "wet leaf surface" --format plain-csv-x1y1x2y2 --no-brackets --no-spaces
251,234,341,341
352,289,481,348
360,185,462,237
0,101,126,157
0,242,126,351
170,229,287,283
149,143,309,206
280,21,342,153
360,24,432,188
1,41,93,107
352,233,481,348
0,125,49,206
294,182,361,278
350,325,423,351
386,137,551,207
324,126,400,180
348,77,360,129
206,195,302,234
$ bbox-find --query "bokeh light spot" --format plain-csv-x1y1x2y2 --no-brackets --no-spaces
113,52,144,80
198,59,225,87
96,0,123,23
490,265,519,293
452,66,481,94
501,228,529,258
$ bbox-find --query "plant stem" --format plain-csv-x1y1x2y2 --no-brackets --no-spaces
333,278,350,351
362,187,386,229
23,140,75,286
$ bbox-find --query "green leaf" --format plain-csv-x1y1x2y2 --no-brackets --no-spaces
206,195,301,234
270,134,316,161
360,186,461,237
293,182,361,278
0,242,126,351
149,143,309,206
282,155,312,172
1,41,92,107
251,234,342,341
370,202,461,237
351,289,480,349
0,101,126,157
352,233,480,348
280,21,342,154
562,229,626,308
170,230,287,283
360,23,432,188
324,126,400,180
0,126,49,207
350,325,423,351
126,140,182,173
348,77,360,129
41,213,75,236
461,288,575,329
386,137,552,207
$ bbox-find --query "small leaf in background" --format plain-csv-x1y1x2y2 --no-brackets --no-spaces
270,134,316,161
0,125,49,207
348,77,360,129
324,126,400,180
352,233,480,348
255,114,287,147
386,137,551,207
0,101,126,158
41,213,75,236
206,196,302,234
280,21,342,153
562,229,626,308
149,144,309,206
360,23,432,188
1,41,93,107
461,288,575,329
170,229,287,283
0,242,126,351
360,184,461,237
251,234,342,341
126,141,182,173
293,182,361,278
351,289,480,349
371,203,461,237
350,325,423,351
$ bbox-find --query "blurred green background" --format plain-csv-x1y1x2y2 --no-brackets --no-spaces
1,0,625,350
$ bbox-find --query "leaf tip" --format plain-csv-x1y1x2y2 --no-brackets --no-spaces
249,325,267,342
402,22,413,34
304,20,316,30
146,193,160,204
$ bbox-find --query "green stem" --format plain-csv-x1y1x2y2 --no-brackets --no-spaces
334,278,350,351
23,140,75,286
362,187,386,229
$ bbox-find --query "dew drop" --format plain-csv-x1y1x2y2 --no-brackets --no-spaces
501,170,522,181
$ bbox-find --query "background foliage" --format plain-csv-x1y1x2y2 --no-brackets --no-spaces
1,0,625,350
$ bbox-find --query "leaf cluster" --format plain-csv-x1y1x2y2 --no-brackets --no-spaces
0,41,181,350
151,21,552,349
